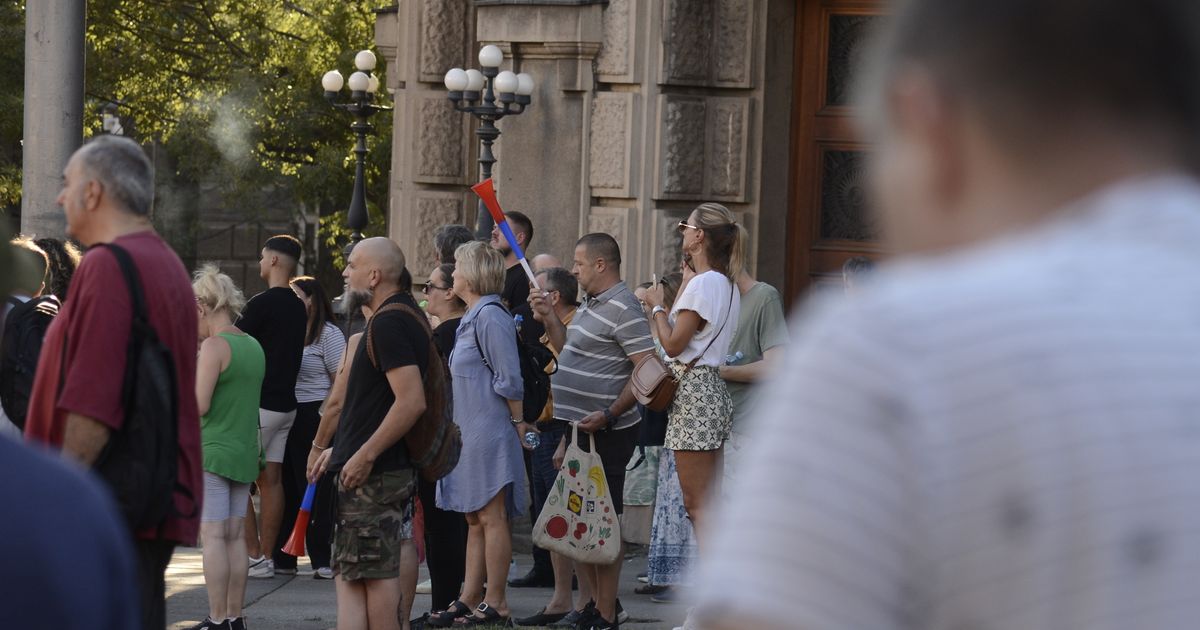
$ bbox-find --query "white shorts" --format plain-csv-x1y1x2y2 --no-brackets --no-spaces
202,472,252,522
259,408,296,464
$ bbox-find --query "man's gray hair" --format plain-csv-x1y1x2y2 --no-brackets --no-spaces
75,135,155,217
433,224,475,265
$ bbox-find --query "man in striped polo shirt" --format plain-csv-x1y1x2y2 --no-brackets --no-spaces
529,233,655,630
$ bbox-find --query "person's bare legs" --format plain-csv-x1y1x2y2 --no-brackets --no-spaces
225,517,248,618
574,560,595,610
455,512,485,611
200,520,230,621
673,447,723,543
255,462,284,560
399,539,419,630
243,494,261,558
592,543,625,623
477,491,512,617
365,577,403,630
336,578,369,630
544,551,575,614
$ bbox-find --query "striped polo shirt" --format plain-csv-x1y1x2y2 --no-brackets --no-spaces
553,281,655,429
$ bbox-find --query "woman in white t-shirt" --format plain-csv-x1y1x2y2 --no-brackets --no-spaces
644,202,744,537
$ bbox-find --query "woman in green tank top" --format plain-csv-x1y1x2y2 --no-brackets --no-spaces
193,265,265,630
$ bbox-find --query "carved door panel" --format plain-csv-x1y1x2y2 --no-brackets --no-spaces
786,0,888,301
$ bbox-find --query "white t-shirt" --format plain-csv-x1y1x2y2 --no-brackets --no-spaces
669,270,740,367
695,176,1200,630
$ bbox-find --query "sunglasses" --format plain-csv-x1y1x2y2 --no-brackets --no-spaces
422,281,452,294
676,220,701,233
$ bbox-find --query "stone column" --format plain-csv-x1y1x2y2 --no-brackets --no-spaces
21,0,86,239
474,3,603,267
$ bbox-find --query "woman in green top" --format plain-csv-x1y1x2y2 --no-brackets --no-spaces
193,265,266,630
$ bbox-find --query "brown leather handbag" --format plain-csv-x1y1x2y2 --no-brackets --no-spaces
631,282,735,412
631,352,679,412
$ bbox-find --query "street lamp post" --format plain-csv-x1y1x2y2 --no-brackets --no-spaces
443,45,535,239
322,49,392,257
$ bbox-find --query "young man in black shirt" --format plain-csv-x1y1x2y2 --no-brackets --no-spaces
311,237,428,630
237,234,308,578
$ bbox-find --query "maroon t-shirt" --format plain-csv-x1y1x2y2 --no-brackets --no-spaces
25,230,202,545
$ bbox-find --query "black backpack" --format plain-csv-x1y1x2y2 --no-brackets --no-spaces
0,295,60,429
90,244,193,531
474,301,556,423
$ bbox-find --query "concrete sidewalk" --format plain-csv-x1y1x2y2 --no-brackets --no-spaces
166,548,691,629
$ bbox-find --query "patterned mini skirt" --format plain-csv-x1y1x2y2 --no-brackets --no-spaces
664,363,733,452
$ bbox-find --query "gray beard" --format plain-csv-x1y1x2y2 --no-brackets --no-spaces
342,286,373,318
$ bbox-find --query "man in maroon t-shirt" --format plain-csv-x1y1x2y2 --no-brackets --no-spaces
25,135,201,630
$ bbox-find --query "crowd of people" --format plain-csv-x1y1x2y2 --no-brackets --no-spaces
7,1,1200,629
1,133,785,630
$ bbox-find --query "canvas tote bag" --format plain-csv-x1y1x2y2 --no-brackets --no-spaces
532,424,621,564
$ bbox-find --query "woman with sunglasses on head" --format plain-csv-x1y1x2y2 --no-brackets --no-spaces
415,264,471,618
643,203,745,540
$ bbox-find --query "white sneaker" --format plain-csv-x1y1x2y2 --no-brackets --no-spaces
314,567,334,580
247,556,275,578
415,579,432,594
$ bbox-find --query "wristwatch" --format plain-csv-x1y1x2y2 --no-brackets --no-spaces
602,407,617,428
652,305,667,317
510,416,523,425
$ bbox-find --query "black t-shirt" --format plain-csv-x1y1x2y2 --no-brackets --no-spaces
502,265,545,343
432,317,461,361
236,286,307,412
329,292,430,473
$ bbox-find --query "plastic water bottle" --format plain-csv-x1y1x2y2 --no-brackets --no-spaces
514,313,524,332
524,431,541,449
725,351,745,365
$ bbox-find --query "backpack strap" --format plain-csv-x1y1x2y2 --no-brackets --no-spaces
472,301,510,374
364,302,410,370
98,244,151,325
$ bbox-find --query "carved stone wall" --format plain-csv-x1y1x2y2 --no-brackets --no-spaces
655,94,750,202
419,0,468,83
595,0,632,80
414,96,465,182
378,0,787,291
661,0,755,88
588,92,637,197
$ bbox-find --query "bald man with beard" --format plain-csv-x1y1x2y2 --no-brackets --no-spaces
311,238,430,630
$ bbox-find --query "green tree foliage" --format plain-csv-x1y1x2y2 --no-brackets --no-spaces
3,1,393,287
0,1,24,218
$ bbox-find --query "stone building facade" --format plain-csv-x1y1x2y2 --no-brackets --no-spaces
373,0,884,301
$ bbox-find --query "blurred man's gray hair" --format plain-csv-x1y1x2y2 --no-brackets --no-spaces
74,135,155,217
433,224,474,265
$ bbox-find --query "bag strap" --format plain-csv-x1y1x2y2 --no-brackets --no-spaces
681,280,736,374
99,244,151,325
364,301,413,370
472,300,510,374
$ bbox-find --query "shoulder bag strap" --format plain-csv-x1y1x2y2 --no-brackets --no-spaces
364,302,407,369
683,280,736,373
99,244,150,325
472,301,509,374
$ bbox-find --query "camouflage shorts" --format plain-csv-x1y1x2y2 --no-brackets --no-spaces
333,469,416,581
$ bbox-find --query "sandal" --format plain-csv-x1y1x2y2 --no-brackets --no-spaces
427,601,471,628
452,602,510,627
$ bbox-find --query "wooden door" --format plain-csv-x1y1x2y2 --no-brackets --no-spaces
785,0,888,301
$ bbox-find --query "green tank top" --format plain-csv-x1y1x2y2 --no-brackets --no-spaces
201,332,266,483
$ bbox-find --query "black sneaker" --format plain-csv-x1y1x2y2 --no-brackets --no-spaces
548,601,594,628
187,618,230,630
586,616,619,630
229,618,246,630
615,599,628,624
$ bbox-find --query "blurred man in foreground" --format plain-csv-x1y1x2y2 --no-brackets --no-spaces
697,1,1200,629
